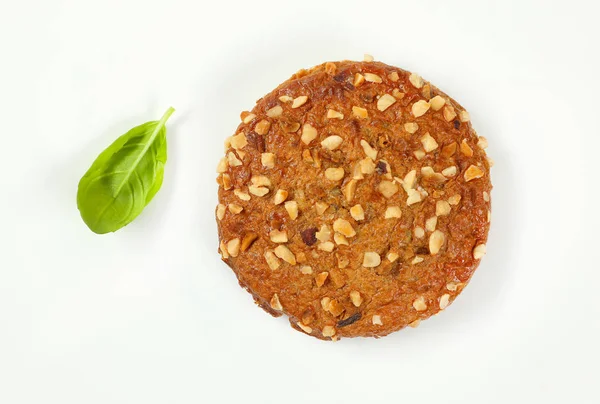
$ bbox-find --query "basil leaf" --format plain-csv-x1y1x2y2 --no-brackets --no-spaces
77,107,175,234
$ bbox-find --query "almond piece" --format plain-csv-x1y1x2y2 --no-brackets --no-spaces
377,94,396,111
464,165,484,182
321,135,343,150
301,123,318,145
333,218,356,237
292,96,308,108
274,245,296,265
273,189,288,205
350,204,365,221
362,252,381,268
352,106,369,119
429,230,445,255
284,201,298,220
327,109,344,119
409,72,424,88
430,95,446,111
412,100,431,117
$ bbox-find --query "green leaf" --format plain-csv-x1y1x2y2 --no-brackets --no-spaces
77,107,175,234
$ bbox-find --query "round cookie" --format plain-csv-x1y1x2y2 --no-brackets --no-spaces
216,59,492,340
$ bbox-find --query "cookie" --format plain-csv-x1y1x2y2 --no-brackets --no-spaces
216,58,492,340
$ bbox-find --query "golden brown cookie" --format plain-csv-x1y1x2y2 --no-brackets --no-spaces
216,59,492,340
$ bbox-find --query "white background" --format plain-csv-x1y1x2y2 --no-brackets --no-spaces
1,0,598,403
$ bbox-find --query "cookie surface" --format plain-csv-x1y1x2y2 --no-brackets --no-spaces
216,60,492,340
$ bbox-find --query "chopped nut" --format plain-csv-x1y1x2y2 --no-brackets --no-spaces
327,109,344,119
228,204,243,214
274,245,296,265
412,100,431,117
337,255,349,268
412,297,427,311
487,156,495,167
350,204,365,221
300,265,313,275
388,71,399,82
261,152,275,168
360,140,378,160
284,201,298,220
363,54,374,62
411,256,424,264
392,88,405,99
234,189,251,201
278,95,293,103
477,136,488,149
321,135,343,150
443,105,457,121
343,179,357,202
297,322,312,334
315,201,329,215
429,230,445,255
322,326,336,337
269,230,288,243
377,94,397,111
334,233,349,246
216,157,228,173
409,72,424,88
404,122,419,134
352,106,369,119
333,218,356,237
364,73,382,83
318,241,335,252
251,175,272,187
473,243,486,259
413,150,426,160
248,185,269,196
216,204,226,220
270,294,283,311
441,142,457,157
430,95,446,111
273,189,288,205
301,123,318,145
241,112,256,124
280,121,300,133
362,252,381,268
325,167,345,181
436,200,451,216
409,319,421,328
460,140,473,157
447,282,460,291
464,165,484,182
378,180,399,198
385,206,402,219
254,119,271,135
292,95,308,108
460,110,470,122
441,166,457,177
227,238,241,257
421,132,439,152
402,170,417,192
230,133,248,150
219,240,229,259
488,209,491,222
406,188,424,205
439,294,450,310
227,151,242,167
315,224,332,242
387,252,399,262
359,157,376,174
354,73,365,87
448,194,462,205
352,163,363,178
350,291,362,307
266,105,282,118
325,62,336,75
264,251,280,270
414,226,425,238
241,233,258,252
372,315,383,325
425,216,438,232
327,299,345,317
315,272,329,287
320,297,331,311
